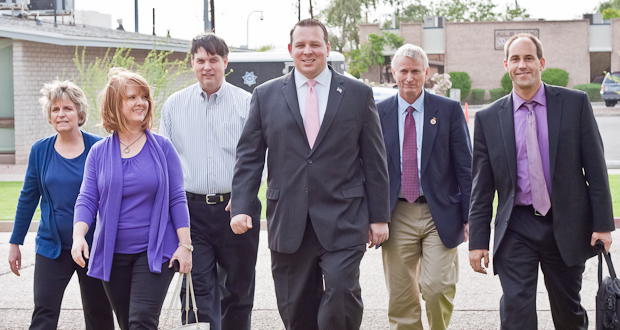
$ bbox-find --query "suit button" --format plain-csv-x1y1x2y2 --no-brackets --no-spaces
305,187,308,193
308,159,312,164
505,219,509,223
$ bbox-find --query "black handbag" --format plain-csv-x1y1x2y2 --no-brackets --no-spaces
596,240,620,330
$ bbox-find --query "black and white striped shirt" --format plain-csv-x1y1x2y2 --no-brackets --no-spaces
159,81,251,195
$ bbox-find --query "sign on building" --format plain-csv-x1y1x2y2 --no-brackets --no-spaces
494,29,539,50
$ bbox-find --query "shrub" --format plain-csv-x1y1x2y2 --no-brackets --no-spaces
541,68,569,87
501,73,512,94
472,89,485,104
448,72,472,101
490,88,508,103
574,83,602,102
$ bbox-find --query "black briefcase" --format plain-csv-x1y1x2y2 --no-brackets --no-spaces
596,240,620,330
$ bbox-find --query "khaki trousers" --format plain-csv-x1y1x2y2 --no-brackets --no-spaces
382,201,459,330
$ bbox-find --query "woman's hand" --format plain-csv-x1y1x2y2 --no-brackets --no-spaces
169,246,192,274
71,236,90,268
8,244,22,276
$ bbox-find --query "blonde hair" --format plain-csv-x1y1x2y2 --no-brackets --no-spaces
39,80,89,126
100,68,154,134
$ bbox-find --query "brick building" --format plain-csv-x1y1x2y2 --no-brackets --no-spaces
0,16,191,164
358,16,619,100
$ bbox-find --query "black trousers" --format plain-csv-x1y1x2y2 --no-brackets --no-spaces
102,251,175,330
271,220,366,330
30,250,114,330
495,205,588,330
183,197,260,330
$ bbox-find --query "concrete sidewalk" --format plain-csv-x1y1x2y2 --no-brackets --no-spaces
1,231,618,329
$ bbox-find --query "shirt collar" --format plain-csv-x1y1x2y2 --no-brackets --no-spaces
196,80,228,102
294,66,331,90
512,83,546,113
397,90,425,114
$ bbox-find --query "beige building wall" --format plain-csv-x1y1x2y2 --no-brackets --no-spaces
358,24,381,82
12,41,190,164
612,18,620,72
445,20,590,100
400,22,423,47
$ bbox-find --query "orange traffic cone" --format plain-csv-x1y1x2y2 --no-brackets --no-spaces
464,103,469,124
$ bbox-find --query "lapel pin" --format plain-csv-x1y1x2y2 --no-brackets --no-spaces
336,87,342,94
430,117,437,125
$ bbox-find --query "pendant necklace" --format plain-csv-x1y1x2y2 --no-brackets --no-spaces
119,132,145,154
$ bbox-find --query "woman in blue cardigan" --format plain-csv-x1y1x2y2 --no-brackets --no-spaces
8,80,114,330
72,68,192,330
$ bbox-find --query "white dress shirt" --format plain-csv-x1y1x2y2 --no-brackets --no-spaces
294,66,332,126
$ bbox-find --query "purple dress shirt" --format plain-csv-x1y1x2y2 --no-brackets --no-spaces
513,84,552,206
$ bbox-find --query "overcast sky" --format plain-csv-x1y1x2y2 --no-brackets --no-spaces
75,0,601,50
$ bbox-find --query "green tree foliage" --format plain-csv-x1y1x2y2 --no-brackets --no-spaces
597,0,620,12
501,72,512,93
603,8,620,19
256,44,275,52
448,71,472,101
385,0,431,25
72,43,191,134
489,88,508,102
348,32,404,78
574,83,602,102
502,3,530,20
321,0,381,53
541,68,569,87
471,88,485,104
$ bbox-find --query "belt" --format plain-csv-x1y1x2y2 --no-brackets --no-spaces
515,204,551,217
398,196,427,203
186,192,231,205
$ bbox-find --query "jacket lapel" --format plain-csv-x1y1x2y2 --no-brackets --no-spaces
498,94,518,189
281,71,306,139
544,84,562,183
382,95,401,176
420,93,438,177
310,67,344,155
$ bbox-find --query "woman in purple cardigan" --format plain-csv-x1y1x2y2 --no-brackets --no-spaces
71,68,192,330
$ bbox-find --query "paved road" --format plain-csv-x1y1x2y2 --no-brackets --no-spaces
1,231,618,329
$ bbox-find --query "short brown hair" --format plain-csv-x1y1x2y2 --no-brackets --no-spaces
191,32,229,59
99,68,154,134
504,33,544,60
289,18,329,46
39,80,89,127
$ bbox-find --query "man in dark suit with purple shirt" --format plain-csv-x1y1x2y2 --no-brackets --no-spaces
469,33,615,329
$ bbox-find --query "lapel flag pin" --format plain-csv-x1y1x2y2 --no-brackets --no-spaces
336,87,342,93
431,117,437,125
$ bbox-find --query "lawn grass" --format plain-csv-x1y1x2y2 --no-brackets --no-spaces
2,175,620,221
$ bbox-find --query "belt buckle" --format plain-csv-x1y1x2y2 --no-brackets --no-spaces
206,194,222,205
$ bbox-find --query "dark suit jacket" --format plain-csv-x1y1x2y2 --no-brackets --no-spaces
469,84,615,268
231,67,390,253
377,93,472,249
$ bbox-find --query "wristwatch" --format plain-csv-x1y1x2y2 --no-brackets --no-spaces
178,243,194,252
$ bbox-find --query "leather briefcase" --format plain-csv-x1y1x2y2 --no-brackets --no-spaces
596,240,620,330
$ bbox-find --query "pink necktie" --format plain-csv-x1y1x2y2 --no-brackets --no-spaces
524,101,551,215
305,79,320,148
402,106,420,203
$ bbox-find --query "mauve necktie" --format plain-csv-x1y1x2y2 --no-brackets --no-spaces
402,106,420,203
305,79,320,148
524,101,551,215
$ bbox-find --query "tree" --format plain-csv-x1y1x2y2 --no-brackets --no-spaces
602,8,620,19
72,43,191,135
433,0,499,22
596,0,620,12
322,0,364,53
503,3,530,21
383,0,431,27
348,32,404,78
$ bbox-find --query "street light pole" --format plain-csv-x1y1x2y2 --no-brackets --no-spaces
246,11,264,49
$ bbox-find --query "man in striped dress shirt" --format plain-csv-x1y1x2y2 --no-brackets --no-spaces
159,33,259,330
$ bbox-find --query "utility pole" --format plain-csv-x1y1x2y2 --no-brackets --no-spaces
135,0,139,33
298,0,300,21
53,0,57,27
210,0,215,32
204,0,211,32
152,8,155,35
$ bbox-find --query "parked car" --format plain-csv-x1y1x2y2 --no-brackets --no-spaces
601,72,620,107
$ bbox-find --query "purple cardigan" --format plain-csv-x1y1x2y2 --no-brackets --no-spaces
74,130,190,281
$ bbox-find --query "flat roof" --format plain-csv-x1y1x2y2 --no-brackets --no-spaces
0,15,190,52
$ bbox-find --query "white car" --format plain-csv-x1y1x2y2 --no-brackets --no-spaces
372,87,399,102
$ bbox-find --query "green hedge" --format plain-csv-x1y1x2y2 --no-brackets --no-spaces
541,68,569,87
501,73,512,94
448,72,472,101
490,88,508,103
574,83,601,102
472,89,485,104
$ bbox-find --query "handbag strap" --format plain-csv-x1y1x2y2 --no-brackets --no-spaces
597,240,617,284
161,272,204,328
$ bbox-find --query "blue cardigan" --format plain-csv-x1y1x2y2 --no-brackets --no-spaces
10,131,102,259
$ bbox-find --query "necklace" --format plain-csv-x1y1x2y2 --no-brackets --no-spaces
119,132,145,154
